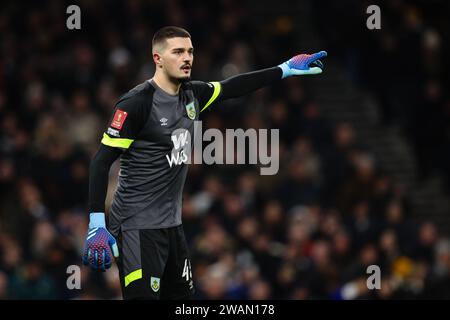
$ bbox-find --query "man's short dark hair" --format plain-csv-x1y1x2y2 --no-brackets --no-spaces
152,26,191,52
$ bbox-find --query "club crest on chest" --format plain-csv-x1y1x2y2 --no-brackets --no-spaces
185,102,196,120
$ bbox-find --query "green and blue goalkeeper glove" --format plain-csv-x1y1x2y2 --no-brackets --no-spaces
278,51,327,78
82,212,119,271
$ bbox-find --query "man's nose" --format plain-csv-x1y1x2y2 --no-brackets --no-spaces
183,53,192,62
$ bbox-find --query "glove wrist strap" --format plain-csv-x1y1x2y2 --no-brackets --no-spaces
89,212,106,229
278,62,291,79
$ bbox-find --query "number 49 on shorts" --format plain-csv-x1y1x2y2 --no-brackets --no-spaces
182,258,192,281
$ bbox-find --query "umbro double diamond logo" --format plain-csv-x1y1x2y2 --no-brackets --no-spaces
160,118,168,126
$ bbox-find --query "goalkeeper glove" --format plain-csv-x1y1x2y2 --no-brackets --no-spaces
278,50,327,78
82,212,119,271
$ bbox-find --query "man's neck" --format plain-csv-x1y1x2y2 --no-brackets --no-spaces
152,71,181,96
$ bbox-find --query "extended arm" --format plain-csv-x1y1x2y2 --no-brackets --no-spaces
220,51,327,99
218,67,282,100
199,51,327,111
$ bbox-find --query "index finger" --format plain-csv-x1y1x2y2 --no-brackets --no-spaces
308,51,327,62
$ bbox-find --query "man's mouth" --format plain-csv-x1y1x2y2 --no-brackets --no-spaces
181,65,191,72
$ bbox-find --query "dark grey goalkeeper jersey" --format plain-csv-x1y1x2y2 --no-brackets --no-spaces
102,79,221,235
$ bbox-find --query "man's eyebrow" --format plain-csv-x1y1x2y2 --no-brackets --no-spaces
171,47,194,51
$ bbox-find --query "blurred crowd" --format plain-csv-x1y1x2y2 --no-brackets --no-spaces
313,0,450,185
0,0,449,299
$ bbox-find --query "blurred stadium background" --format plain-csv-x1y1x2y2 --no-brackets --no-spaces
0,0,449,299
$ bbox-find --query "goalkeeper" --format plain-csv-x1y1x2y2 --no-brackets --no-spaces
83,26,327,300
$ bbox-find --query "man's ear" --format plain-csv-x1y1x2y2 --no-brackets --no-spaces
153,52,163,68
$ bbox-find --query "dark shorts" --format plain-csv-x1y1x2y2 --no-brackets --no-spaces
116,225,195,300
